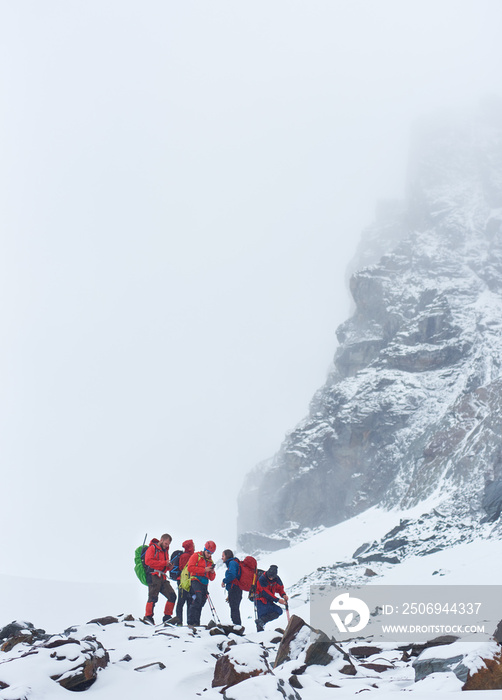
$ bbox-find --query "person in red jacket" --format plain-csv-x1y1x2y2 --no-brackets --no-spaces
143,533,177,625
175,538,195,625
186,540,217,626
255,565,288,632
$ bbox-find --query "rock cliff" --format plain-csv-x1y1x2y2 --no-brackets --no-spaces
238,103,502,548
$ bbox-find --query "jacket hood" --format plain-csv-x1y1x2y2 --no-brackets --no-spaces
149,538,159,546
182,539,195,553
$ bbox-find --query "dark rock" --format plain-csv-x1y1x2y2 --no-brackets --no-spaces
0,621,48,651
364,568,378,577
0,622,33,640
419,546,444,556
305,633,343,668
463,650,502,689
413,652,468,683
208,623,243,637
383,538,407,551
405,634,459,657
292,664,307,675
274,615,308,667
134,662,166,672
289,674,303,689
0,681,9,689
212,647,270,689
45,637,80,649
274,614,353,674
120,654,132,662
1,634,35,652
277,678,302,699
50,637,110,690
360,662,392,672
325,681,341,687
353,542,372,558
349,645,383,659
339,663,357,676
87,616,119,626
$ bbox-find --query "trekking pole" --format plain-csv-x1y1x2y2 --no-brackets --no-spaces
207,593,222,626
285,602,290,623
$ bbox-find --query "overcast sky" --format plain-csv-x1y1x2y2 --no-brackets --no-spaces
1,1,501,585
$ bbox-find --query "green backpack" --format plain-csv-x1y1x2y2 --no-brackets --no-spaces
134,544,149,586
179,563,191,592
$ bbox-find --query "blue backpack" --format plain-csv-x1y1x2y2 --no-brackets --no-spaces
169,549,183,580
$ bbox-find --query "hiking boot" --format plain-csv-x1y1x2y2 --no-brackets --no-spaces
164,616,180,625
143,616,155,625
255,619,264,632
162,615,172,623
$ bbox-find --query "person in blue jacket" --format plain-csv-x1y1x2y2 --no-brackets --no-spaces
255,565,288,632
221,549,243,626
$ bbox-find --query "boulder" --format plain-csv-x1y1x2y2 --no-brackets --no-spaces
413,647,468,683
212,642,272,689
48,636,110,691
274,615,309,667
274,615,356,675
0,621,48,651
463,650,502,690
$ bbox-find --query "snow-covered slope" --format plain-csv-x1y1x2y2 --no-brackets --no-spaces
3,503,502,698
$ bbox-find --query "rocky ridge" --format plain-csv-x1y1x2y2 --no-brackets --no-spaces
2,613,502,698
238,104,502,546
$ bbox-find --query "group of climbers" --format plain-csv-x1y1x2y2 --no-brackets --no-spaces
140,535,288,632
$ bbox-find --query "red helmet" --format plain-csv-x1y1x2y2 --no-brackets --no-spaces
204,540,216,554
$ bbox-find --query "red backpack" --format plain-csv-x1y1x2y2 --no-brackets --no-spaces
235,556,257,592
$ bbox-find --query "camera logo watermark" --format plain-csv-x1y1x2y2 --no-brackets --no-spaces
311,585,502,643
330,593,370,633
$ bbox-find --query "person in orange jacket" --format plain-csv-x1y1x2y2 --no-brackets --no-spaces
175,538,195,624
143,533,177,625
186,540,216,626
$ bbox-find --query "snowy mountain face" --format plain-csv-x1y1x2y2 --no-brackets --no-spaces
238,105,502,547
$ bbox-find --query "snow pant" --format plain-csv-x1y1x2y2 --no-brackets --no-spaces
176,584,191,624
145,575,176,618
187,579,208,626
256,600,283,628
227,585,242,626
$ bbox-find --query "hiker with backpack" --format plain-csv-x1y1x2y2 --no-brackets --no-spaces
185,541,217,626
221,549,243,626
143,534,177,625
255,565,288,632
171,539,195,625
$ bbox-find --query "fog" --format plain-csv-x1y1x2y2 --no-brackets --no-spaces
1,1,501,585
